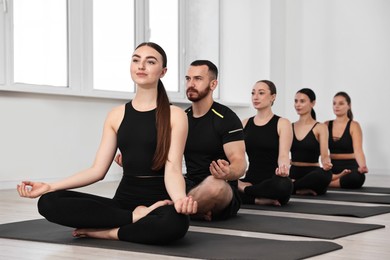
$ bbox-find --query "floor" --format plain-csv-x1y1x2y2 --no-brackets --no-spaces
1,174,390,260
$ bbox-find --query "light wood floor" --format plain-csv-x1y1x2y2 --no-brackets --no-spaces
1,175,390,260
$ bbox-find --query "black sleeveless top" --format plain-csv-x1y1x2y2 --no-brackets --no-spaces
244,115,280,183
117,101,164,177
291,123,320,163
328,120,354,154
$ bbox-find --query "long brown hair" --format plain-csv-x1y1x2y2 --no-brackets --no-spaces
135,42,171,171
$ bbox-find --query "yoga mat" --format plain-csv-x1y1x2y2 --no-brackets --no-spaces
241,201,390,218
293,192,390,204
329,186,390,194
0,219,342,260
191,213,384,239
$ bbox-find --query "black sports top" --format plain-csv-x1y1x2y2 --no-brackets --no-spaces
184,102,244,184
244,115,280,184
291,122,320,163
328,120,354,154
117,101,164,177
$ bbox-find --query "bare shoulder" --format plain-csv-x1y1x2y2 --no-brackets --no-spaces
170,105,186,117
316,121,327,130
350,120,363,134
170,105,187,125
278,117,292,128
108,104,125,119
105,104,125,131
351,120,361,128
323,120,330,126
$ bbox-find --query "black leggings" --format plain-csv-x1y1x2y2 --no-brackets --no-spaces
332,159,366,189
239,175,293,205
37,176,189,245
290,165,332,195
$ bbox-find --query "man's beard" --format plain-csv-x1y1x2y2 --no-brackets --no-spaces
186,86,211,102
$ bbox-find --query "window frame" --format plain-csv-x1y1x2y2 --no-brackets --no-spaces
0,0,219,103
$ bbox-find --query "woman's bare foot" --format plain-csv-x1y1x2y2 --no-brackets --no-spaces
255,198,281,206
238,180,252,193
296,189,318,196
133,199,172,223
329,169,352,187
73,228,119,240
332,169,351,181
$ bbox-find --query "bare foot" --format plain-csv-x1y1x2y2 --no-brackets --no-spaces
255,198,281,206
296,189,318,196
203,211,212,221
73,228,119,240
190,211,213,221
238,180,252,193
133,199,172,223
332,169,351,181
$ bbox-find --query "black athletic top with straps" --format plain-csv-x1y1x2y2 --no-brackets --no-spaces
291,122,320,163
244,115,280,183
184,102,244,184
328,120,354,154
117,101,164,177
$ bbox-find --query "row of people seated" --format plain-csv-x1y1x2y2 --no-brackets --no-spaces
238,80,368,206
16,43,368,246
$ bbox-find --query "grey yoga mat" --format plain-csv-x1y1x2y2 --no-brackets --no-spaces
0,219,342,260
240,201,390,218
190,213,384,239
292,192,390,204
328,186,390,194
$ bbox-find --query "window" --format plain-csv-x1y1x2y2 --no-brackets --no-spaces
149,0,179,92
0,0,220,101
92,0,134,93
13,0,67,87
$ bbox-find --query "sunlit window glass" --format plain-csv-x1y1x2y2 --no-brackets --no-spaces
149,0,179,92
13,0,67,87
93,0,134,92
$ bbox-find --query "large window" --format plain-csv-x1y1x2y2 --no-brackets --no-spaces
13,0,67,87
0,0,220,101
92,0,134,93
149,0,179,92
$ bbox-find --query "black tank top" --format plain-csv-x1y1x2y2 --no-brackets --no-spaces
328,120,354,154
117,101,164,177
244,115,280,183
291,123,320,163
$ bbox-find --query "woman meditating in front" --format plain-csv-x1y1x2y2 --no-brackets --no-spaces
16,42,197,244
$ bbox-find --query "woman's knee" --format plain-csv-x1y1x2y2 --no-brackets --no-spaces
119,205,189,244
161,206,189,241
37,191,56,216
340,171,366,189
273,176,293,195
37,190,66,219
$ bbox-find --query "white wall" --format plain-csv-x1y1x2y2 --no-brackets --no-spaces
1,0,389,189
0,92,124,189
282,0,390,174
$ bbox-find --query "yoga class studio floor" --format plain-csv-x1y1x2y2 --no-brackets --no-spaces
1,174,390,260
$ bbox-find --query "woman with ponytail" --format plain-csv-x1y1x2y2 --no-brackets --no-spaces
325,91,368,188
238,80,293,206
17,42,197,244
289,88,332,195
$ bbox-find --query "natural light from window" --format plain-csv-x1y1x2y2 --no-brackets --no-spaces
13,0,67,87
93,0,135,93
149,0,179,92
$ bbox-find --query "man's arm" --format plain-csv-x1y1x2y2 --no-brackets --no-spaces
209,140,247,181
